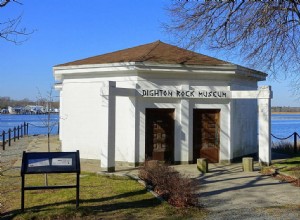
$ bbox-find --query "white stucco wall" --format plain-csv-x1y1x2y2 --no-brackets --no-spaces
59,79,102,159
230,81,259,159
230,99,258,159
59,76,138,160
115,96,136,162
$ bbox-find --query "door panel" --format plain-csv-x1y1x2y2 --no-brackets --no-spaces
193,109,220,163
146,109,174,162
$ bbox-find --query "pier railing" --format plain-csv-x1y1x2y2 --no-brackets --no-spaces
1,122,59,150
0,122,29,150
271,132,299,154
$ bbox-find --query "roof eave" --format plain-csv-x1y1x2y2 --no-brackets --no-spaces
134,62,267,81
235,65,268,81
135,62,237,73
53,62,137,81
53,61,267,81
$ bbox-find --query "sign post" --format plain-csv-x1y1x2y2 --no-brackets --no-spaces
21,150,80,211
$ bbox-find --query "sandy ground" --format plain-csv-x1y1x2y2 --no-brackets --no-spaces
1,135,299,219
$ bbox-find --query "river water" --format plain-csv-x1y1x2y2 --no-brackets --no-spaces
0,114,59,135
0,113,299,141
271,114,300,142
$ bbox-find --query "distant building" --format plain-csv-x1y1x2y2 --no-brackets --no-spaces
0,109,9,114
53,41,272,172
24,105,45,114
7,106,25,114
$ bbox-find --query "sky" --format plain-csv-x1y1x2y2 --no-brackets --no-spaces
1,0,299,106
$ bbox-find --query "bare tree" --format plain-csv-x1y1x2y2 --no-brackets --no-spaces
36,88,59,186
165,0,300,76
36,88,58,153
0,0,33,44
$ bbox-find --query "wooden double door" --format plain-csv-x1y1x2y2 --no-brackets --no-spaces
193,109,220,163
145,108,220,163
145,109,174,162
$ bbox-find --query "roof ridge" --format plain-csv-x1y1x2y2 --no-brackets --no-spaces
137,40,161,61
54,40,236,67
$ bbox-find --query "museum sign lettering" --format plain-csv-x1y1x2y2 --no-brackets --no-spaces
140,89,230,99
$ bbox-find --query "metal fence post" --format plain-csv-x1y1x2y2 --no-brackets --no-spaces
2,130,5,150
21,125,23,138
294,132,298,154
17,126,20,140
23,122,26,136
14,127,16,142
8,129,11,146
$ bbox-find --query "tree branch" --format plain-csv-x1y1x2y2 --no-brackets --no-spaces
0,1,33,44
165,1,300,76
0,0,10,7
0,0,22,7
0,15,33,44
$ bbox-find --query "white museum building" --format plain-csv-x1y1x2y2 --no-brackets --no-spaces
53,41,272,172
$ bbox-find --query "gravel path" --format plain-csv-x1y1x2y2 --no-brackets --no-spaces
124,159,300,219
175,162,300,220
1,136,33,174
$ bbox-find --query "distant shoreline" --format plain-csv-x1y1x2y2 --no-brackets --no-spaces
272,112,300,114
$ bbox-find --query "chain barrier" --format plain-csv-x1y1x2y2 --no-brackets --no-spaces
271,132,299,154
271,133,295,140
27,122,57,128
27,122,59,135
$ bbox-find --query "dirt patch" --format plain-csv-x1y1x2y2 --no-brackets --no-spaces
262,167,300,187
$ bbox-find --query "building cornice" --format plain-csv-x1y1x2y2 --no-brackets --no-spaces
53,62,267,81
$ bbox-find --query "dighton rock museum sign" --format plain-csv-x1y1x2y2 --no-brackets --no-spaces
140,89,230,99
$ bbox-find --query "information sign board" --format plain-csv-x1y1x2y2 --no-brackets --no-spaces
20,150,80,211
21,151,80,174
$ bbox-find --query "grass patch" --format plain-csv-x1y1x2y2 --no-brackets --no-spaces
272,156,300,175
1,170,206,219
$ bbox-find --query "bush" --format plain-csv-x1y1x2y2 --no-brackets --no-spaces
138,160,198,207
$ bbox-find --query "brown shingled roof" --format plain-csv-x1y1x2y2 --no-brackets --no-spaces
56,40,230,67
